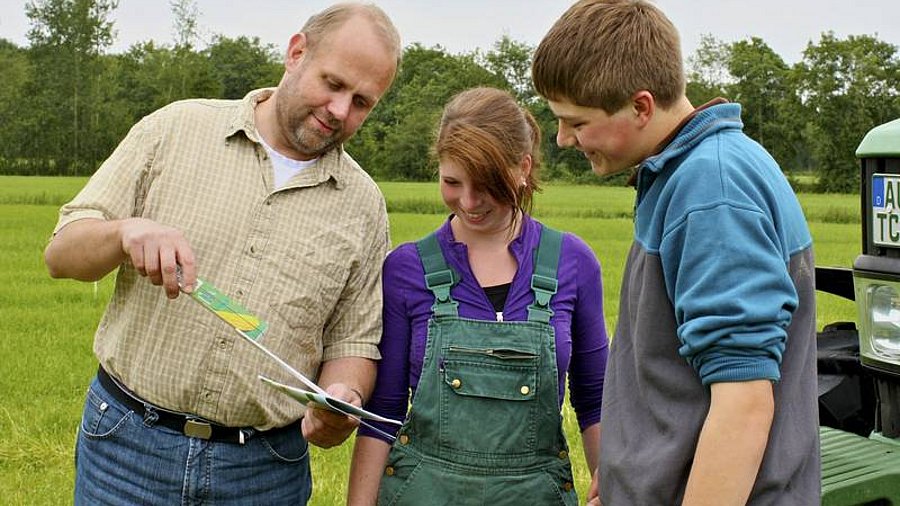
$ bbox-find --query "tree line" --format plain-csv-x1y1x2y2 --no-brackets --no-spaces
2,0,899,192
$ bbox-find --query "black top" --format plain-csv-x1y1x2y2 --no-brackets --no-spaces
482,283,512,313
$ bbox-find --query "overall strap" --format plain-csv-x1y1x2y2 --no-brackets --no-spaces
527,225,563,323
416,232,459,317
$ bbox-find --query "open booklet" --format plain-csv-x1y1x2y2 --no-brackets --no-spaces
177,270,403,428
258,375,402,425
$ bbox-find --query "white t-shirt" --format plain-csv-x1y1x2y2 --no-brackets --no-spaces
258,137,317,188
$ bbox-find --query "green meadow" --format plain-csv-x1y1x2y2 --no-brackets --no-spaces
0,176,859,505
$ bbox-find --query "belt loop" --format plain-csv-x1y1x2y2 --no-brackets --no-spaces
143,406,160,426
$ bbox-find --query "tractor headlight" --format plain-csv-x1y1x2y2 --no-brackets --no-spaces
855,275,900,374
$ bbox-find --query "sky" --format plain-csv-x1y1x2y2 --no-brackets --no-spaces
0,0,898,64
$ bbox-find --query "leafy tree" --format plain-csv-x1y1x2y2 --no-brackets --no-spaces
479,35,534,103
0,39,33,172
796,32,900,192
727,37,805,171
170,0,199,49
116,40,220,118
25,0,118,174
348,44,506,181
167,0,219,100
686,34,731,105
206,35,282,99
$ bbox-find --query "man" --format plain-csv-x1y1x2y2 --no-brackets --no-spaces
532,1,819,504
44,3,400,504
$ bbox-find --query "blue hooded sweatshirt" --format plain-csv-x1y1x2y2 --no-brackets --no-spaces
600,102,819,504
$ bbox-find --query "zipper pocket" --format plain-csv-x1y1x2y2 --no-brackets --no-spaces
447,346,537,360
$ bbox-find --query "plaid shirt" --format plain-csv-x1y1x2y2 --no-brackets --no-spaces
55,89,389,429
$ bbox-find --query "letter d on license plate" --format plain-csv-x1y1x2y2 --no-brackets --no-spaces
873,174,900,247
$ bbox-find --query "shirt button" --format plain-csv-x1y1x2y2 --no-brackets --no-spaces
520,385,530,395
219,339,228,349
385,466,395,476
563,482,573,492
236,289,244,297
450,379,462,389
399,434,409,445
558,450,568,459
249,245,257,254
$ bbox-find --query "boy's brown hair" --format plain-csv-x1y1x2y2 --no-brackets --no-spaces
532,0,685,113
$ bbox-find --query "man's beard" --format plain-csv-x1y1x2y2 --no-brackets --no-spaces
291,124,341,158
277,103,343,159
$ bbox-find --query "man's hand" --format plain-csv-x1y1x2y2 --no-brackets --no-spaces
119,218,196,298
301,382,363,448
45,217,196,293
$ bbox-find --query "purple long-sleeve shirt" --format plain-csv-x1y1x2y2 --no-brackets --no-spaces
359,214,609,443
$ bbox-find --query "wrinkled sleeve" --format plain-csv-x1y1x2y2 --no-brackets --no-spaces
322,198,390,361
566,235,608,431
660,203,796,385
55,111,162,234
357,246,414,442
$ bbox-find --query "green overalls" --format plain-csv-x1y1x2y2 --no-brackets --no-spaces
377,226,578,506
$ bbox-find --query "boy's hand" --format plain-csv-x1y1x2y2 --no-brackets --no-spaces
586,467,601,506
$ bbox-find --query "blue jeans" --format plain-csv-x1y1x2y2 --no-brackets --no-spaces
74,376,312,505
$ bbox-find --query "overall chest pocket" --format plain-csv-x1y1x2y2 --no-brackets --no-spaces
438,345,541,455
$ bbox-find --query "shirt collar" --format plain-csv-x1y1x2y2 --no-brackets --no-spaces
627,97,731,187
227,88,349,190
436,213,538,261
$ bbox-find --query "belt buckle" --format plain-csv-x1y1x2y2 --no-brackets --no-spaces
184,419,213,440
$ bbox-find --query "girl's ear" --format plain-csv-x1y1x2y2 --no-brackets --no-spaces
520,154,533,183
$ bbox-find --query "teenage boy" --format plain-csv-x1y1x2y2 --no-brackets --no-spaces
532,1,819,504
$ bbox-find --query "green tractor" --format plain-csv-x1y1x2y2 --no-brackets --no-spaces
817,118,900,505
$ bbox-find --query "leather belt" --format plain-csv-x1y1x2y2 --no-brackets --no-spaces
97,365,296,444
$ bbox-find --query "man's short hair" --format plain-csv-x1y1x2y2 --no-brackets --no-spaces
301,2,401,67
532,0,684,113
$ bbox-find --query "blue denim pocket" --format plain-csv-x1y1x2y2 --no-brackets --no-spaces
258,427,309,464
80,384,134,439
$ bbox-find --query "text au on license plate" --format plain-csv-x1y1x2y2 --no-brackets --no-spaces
872,174,900,247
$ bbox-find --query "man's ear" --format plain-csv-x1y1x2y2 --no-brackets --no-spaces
285,33,308,70
632,90,655,127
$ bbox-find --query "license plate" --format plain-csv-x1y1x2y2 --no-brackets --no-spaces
872,173,900,247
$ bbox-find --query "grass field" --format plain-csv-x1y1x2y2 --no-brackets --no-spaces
0,176,860,505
